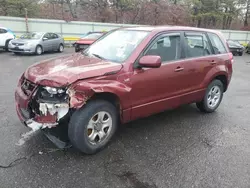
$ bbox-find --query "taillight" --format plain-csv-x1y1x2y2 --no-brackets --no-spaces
229,52,234,64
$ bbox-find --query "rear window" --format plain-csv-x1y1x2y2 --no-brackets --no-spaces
207,33,227,54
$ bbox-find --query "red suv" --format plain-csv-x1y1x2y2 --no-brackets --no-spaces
15,26,233,154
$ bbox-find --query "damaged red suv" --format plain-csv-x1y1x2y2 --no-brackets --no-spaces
15,26,233,154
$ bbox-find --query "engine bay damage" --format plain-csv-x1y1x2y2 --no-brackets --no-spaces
25,85,86,131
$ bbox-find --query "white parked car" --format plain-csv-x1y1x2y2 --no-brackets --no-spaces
0,27,15,51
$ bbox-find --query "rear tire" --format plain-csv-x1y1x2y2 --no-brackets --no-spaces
75,45,80,52
4,40,10,52
35,45,43,55
68,100,118,154
196,79,224,113
58,44,64,53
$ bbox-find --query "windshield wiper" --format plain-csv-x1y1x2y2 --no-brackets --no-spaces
92,53,106,60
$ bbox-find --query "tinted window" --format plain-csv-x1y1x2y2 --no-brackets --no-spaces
44,33,52,39
145,33,181,62
51,33,58,39
207,33,227,54
0,28,7,34
184,32,213,58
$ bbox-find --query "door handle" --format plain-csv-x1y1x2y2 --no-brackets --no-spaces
175,67,184,72
210,60,217,65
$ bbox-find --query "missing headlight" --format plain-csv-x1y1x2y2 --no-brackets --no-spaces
37,86,69,104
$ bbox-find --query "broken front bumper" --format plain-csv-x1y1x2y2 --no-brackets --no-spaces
15,83,72,148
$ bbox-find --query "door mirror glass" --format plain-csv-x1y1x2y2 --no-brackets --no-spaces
138,55,162,68
43,37,48,41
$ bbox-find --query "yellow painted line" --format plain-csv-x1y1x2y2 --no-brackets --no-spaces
64,37,80,41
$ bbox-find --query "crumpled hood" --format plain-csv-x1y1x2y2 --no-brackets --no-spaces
24,53,122,87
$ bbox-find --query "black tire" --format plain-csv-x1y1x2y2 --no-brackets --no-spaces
68,100,118,154
35,45,43,55
58,44,64,53
239,52,243,56
4,40,10,52
196,79,224,113
75,45,80,53
14,52,20,55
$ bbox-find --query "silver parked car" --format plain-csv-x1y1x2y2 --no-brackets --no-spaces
9,32,64,55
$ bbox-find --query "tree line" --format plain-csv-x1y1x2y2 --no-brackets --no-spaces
1,0,250,30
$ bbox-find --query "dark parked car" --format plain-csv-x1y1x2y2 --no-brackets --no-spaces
227,40,244,56
74,32,105,52
15,26,233,154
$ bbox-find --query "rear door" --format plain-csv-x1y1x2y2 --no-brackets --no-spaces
178,31,215,104
50,33,60,50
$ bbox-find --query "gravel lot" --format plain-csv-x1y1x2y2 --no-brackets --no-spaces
0,49,249,188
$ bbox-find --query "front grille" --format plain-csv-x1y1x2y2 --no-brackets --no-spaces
12,43,24,46
21,78,36,96
11,48,24,51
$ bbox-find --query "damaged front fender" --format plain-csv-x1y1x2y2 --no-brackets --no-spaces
67,80,132,109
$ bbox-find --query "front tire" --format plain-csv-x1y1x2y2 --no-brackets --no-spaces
239,52,243,56
68,100,118,154
196,79,224,113
35,45,43,55
5,40,10,52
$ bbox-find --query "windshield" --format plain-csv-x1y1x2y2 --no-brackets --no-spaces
84,30,149,63
82,33,103,39
228,40,240,46
20,32,43,39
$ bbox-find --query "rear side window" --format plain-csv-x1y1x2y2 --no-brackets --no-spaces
0,28,7,34
207,33,227,54
184,32,213,58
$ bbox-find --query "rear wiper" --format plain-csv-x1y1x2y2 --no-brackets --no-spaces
92,53,106,60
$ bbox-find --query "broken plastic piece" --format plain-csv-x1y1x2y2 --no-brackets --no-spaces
25,119,58,131
39,103,69,120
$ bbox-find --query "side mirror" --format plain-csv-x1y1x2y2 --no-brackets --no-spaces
43,37,48,41
138,55,162,68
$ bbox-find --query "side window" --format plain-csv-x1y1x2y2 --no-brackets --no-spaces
184,32,213,58
145,33,181,63
44,33,54,40
52,33,58,39
43,33,50,39
207,33,227,54
0,29,7,34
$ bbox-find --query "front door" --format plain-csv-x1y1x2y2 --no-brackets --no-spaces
0,28,7,47
42,33,53,52
130,32,186,120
